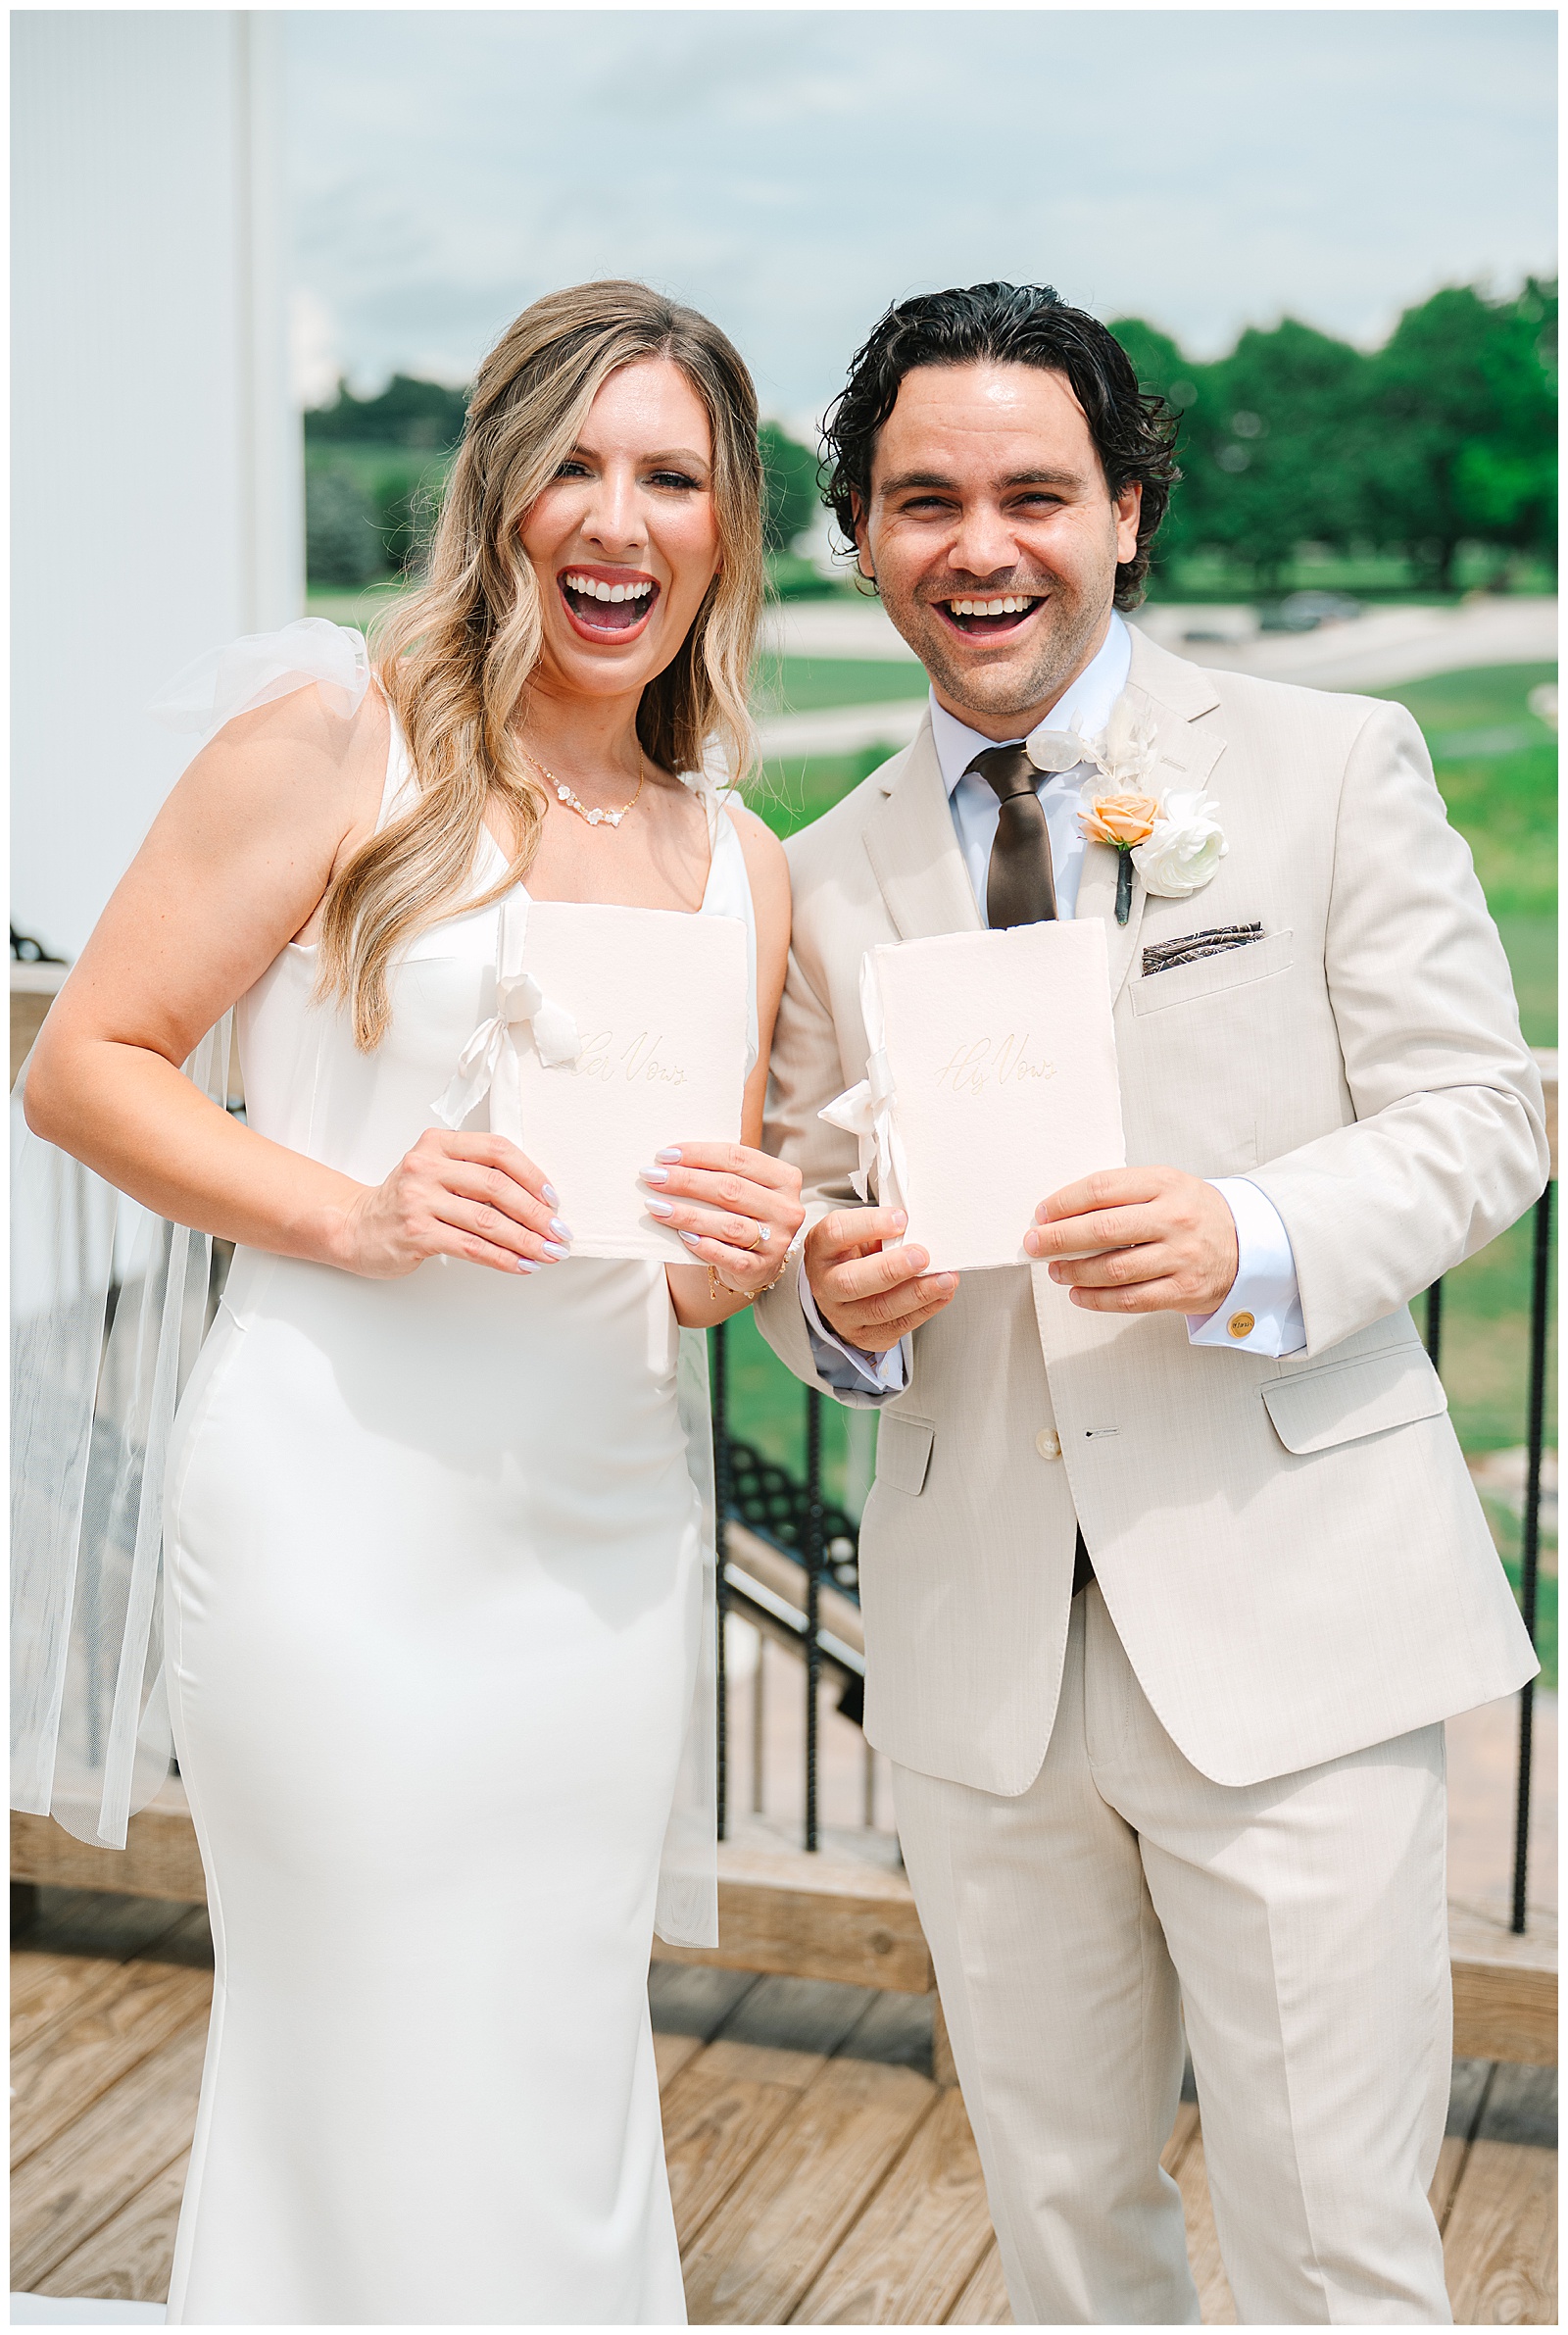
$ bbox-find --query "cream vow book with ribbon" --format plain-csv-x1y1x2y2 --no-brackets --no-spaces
436,896,749,1263
822,922,1126,1272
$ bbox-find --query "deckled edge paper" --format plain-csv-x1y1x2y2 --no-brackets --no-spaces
506,901,749,1263
854,921,1126,1273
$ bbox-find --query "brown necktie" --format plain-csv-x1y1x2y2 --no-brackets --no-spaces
968,744,1057,929
969,743,1092,1595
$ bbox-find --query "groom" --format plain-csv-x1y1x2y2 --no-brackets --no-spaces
756,281,1545,2324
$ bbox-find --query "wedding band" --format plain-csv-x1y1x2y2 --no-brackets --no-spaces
746,1219,765,1251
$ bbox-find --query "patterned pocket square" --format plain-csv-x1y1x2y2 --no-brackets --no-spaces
1142,922,1264,977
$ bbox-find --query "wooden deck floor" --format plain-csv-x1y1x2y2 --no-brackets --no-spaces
12,1886,1558,2323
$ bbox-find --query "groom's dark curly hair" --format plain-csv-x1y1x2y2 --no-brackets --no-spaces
821,281,1180,609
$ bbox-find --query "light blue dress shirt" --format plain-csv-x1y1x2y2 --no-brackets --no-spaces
803,615,1306,1398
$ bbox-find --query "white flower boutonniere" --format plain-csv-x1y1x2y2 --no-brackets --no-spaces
1027,690,1227,924
1132,789,1228,903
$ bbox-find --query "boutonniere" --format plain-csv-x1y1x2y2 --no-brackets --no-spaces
1027,692,1227,924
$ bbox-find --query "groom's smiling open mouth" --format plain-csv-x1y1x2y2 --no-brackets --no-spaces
934,588,1048,639
927,580,1053,641
558,566,661,642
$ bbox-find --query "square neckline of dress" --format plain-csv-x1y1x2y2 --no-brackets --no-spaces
287,700,726,958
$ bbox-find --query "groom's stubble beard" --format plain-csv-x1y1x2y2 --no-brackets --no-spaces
876,565,1114,728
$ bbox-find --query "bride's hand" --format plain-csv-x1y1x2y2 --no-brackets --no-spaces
334,1130,570,1278
640,1143,805,1295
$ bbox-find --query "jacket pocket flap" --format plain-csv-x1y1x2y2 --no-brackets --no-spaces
1130,927,1295,1017
1262,1345,1447,1455
876,1412,935,1495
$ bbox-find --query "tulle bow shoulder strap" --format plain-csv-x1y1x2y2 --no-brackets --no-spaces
146,617,371,752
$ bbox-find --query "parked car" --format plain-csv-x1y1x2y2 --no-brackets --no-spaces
1258,591,1363,632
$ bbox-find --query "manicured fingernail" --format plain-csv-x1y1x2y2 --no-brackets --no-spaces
678,1229,702,1248
646,1198,674,1218
908,1250,929,1272
517,1260,540,1274
656,1148,682,1164
542,1184,560,1207
541,1241,568,1261
549,1218,572,1241
892,1211,907,1231
642,1167,669,1184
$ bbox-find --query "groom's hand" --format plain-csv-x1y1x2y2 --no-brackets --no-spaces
1024,1166,1238,1317
805,1207,959,1355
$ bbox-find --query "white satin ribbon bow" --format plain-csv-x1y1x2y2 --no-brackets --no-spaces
433,897,580,1132
817,950,907,1213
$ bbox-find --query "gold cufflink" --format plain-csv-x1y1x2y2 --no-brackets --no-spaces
1228,1311,1256,1339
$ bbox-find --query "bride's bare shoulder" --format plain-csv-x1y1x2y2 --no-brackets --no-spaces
172,678,392,846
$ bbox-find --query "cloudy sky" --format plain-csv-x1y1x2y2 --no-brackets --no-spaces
288,9,1557,428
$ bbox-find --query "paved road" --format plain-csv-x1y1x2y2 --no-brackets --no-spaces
757,596,1558,761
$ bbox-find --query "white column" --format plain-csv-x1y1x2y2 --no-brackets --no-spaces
12,10,301,961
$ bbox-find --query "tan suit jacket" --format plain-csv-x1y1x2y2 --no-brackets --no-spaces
758,627,1544,1794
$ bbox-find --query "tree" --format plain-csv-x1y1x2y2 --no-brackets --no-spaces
1186,320,1369,589
306,373,469,451
1366,281,1556,587
1111,280,1557,593
306,464,383,587
759,421,819,553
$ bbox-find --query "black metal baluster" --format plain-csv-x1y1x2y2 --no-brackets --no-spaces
1425,1277,1444,1371
805,1387,823,1852
1511,1182,1553,1933
712,1319,730,1844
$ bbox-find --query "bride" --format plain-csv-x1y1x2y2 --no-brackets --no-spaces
20,281,802,2325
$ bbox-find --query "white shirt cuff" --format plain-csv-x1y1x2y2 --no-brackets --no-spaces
800,1258,910,1397
1187,1176,1307,1358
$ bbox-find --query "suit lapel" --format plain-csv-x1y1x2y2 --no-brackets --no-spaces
1083,629,1229,1006
862,713,982,941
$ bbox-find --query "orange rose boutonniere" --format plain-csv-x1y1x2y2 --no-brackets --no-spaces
1079,791,1159,923
1027,691,1227,924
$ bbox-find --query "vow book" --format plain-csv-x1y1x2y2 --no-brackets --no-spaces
843,921,1126,1273
501,900,749,1264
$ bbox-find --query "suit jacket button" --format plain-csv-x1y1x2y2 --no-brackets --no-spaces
1228,1310,1256,1339
1036,1427,1061,1460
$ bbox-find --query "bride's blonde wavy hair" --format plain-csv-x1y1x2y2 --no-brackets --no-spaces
318,280,765,1049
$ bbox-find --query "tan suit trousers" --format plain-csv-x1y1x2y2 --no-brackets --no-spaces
893,1587,1451,2326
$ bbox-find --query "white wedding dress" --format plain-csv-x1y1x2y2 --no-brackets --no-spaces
144,641,755,2324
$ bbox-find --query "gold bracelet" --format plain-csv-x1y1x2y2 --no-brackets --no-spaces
710,1245,793,1307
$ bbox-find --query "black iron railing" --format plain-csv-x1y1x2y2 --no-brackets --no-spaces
718,1182,1556,1904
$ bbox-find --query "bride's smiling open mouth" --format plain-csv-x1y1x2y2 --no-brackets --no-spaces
558,564,662,642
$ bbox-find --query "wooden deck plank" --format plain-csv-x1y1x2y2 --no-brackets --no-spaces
1168,2125,1238,2326
11,1959,212,2166
34,2153,189,2307
654,2030,704,2092
11,1899,198,2049
1449,1904,1558,2066
792,2084,994,2324
1443,2142,1557,2324
944,2240,1014,2325
681,2058,936,2326
656,1855,933,1995
717,1973,882,2059
10,2020,208,2292
12,1792,206,1908
1430,2135,1471,2232
661,2038,826,2247
648,1961,759,2041
1162,2100,1200,2178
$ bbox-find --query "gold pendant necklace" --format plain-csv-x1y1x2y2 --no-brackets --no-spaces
525,747,646,829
